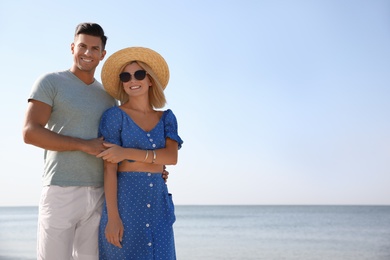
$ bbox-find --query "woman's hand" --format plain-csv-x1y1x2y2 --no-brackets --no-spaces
97,143,125,163
105,217,124,248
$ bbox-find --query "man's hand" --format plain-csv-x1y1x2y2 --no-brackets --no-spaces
162,165,169,183
83,137,106,156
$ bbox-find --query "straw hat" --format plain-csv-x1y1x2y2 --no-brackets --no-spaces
101,47,169,100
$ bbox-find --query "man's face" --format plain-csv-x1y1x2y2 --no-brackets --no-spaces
71,34,106,73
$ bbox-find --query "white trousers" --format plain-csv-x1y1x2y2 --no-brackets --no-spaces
37,185,104,260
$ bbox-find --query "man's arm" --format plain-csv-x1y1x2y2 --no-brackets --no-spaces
22,100,105,155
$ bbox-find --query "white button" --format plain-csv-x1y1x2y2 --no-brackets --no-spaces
152,144,156,148
149,138,153,142
147,204,151,208
147,133,151,137
146,223,150,227
149,183,153,187
148,173,151,176
148,242,152,246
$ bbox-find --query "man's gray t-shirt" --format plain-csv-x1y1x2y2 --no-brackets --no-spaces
29,70,116,186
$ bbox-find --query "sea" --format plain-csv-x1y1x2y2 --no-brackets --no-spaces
0,205,389,260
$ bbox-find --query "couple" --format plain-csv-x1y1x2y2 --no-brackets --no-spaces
22,22,183,260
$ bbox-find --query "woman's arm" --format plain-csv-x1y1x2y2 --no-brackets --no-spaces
147,138,178,165
103,162,124,248
97,138,178,165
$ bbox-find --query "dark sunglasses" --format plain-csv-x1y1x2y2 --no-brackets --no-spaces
119,70,147,82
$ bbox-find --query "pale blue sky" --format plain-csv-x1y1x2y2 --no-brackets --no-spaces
1,0,389,206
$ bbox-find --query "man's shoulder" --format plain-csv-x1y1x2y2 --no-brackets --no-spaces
35,70,70,83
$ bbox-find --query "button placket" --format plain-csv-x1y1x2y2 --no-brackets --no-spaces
147,133,157,148
144,146,155,253
145,173,152,253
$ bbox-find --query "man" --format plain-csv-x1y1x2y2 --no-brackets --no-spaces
23,22,114,259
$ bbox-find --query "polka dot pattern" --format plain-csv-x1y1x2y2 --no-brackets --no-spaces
98,107,182,259
99,172,176,259
98,107,182,152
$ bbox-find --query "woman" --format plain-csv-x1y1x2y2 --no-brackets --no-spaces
97,47,183,259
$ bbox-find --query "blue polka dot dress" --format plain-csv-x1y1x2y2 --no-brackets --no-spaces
98,107,183,260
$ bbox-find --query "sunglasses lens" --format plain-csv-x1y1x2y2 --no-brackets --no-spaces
134,70,146,80
119,72,131,82
119,70,146,82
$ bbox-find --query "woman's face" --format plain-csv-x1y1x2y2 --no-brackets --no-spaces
121,62,152,98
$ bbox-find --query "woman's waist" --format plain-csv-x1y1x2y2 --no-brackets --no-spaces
117,171,162,176
118,161,163,173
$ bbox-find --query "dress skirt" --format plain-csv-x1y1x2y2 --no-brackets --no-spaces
99,171,176,260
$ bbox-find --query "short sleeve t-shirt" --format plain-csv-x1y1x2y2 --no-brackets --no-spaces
29,70,116,186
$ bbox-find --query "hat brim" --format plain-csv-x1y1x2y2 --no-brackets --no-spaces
101,47,169,100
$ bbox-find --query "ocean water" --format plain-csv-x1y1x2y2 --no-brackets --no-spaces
0,206,389,260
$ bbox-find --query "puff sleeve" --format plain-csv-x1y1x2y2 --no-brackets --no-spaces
163,109,183,149
98,107,123,146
